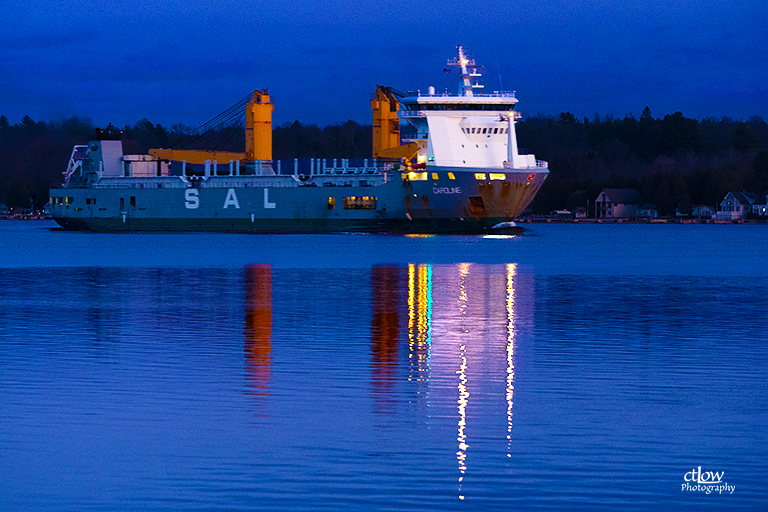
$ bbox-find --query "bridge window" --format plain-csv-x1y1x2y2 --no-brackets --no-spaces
414,103,515,111
328,197,335,209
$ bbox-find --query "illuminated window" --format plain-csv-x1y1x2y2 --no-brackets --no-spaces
490,173,506,180
343,196,377,209
431,172,439,180
328,197,335,209
408,172,428,181
474,173,487,180
447,172,456,180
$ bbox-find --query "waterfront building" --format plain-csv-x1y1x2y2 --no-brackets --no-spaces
594,189,641,219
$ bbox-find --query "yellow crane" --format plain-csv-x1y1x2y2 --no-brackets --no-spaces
150,86,422,167
149,89,273,164
370,85,424,163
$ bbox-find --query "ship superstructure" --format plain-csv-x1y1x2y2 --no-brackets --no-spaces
49,47,548,233
402,47,543,171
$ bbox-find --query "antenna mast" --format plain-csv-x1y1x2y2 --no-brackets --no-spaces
447,46,484,97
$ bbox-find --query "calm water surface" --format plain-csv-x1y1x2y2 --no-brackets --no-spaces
1,221,766,510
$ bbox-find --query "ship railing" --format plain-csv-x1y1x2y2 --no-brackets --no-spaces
501,159,549,170
87,173,397,190
412,90,517,98
274,158,394,177
88,177,189,189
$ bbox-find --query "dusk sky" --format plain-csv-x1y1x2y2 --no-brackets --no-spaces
2,0,766,130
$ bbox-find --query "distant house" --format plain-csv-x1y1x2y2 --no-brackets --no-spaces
575,207,588,219
0,203,8,215
636,203,658,218
692,204,714,219
717,192,757,220
550,209,572,219
751,192,767,216
594,189,641,218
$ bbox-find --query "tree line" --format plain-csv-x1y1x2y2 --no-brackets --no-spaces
517,108,768,215
0,115,372,211
0,109,766,215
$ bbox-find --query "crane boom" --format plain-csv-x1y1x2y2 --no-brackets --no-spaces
149,89,273,164
147,149,246,165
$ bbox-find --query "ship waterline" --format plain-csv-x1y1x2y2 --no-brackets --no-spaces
50,165,546,233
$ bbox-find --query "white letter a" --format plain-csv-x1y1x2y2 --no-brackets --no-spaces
223,188,240,209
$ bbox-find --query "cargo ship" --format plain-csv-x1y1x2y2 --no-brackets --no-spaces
49,47,549,234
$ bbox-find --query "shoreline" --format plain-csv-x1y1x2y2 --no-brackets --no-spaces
520,217,767,225
1,216,765,226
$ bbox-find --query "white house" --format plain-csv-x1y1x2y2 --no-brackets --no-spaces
692,204,714,219
636,203,658,218
594,189,642,218
718,192,757,220
751,192,767,216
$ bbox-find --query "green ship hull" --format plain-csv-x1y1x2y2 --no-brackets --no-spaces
50,165,547,234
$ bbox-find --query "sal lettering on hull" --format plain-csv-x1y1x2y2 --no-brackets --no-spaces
224,189,240,209
185,189,199,209
264,188,276,209
184,188,275,211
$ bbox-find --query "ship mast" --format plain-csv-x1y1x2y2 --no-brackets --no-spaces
447,46,484,97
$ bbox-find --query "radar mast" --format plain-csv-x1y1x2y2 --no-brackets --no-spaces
447,46,484,97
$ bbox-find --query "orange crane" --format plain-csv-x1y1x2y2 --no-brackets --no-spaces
149,89,273,164
370,85,423,162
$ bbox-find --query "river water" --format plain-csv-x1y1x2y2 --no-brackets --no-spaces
1,221,766,510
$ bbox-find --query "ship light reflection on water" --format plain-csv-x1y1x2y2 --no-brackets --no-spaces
244,265,272,410
401,262,523,501
456,263,471,499
444,263,520,499
407,264,432,386
242,262,525,502
506,263,516,456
